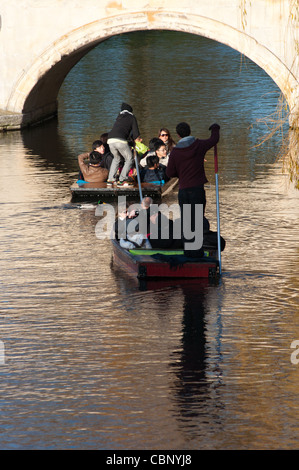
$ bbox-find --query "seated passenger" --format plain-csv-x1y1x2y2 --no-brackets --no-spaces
140,154,168,185
153,139,170,167
100,133,109,152
114,202,149,249
77,139,113,181
92,139,113,171
77,149,108,183
170,215,226,252
140,197,177,249
139,138,163,167
202,216,226,251
158,127,176,156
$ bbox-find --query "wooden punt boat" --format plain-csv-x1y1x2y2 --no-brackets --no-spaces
70,178,178,203
111,239,219,279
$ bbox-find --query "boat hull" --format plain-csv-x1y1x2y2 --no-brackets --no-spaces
111,239,219,279
70,178,178,202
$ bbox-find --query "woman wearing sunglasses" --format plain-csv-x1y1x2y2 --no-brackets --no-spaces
158,128,176,155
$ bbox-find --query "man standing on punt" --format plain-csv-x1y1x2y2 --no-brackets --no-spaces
107,102,141,187
166,121,220,257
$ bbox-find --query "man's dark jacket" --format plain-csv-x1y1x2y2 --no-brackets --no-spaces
166,126,220,189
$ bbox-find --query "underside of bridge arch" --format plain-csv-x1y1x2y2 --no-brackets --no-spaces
20,39,106,128
3,12,299,130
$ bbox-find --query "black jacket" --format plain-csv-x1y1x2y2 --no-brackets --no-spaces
140,165,168,184
108,110,140,142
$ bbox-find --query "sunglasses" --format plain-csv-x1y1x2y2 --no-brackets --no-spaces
160,133,169,137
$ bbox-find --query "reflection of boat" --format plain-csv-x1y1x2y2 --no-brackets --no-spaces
70,178,178,202
111,239,219,279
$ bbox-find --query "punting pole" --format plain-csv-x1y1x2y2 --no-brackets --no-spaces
214,144,222,275
134,149,143,203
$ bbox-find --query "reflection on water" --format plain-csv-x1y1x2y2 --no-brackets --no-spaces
170,282,212,420
0,31,299,450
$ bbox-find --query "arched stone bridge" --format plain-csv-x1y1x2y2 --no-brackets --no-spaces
1,0,299,130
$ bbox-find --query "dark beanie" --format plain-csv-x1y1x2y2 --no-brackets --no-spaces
121,102,133,112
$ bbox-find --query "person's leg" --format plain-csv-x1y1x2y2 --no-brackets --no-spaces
117,142,133,182
107,142,121,181
179,187,205,257
187,186,206,232
178,188,188,240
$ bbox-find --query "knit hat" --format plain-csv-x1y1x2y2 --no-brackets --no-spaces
121,102,133,112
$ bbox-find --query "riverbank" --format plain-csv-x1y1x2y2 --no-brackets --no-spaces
0,109,24,131
0,108,57,132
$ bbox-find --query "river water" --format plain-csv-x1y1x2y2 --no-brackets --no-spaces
1,31,299,450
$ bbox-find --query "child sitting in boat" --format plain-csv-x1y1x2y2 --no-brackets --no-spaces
140,154,168,185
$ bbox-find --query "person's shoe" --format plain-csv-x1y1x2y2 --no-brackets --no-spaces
106,180,115,186
117,180,134,187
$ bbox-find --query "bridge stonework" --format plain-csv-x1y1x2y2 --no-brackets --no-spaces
1,0,299,130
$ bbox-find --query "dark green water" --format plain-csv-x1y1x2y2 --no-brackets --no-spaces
0,31,299,450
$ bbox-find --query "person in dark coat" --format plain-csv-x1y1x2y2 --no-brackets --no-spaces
166,122,220,257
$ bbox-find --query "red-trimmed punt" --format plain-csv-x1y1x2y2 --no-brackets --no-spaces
111,239,219,279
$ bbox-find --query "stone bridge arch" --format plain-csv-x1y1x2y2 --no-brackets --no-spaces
1,2,299,130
